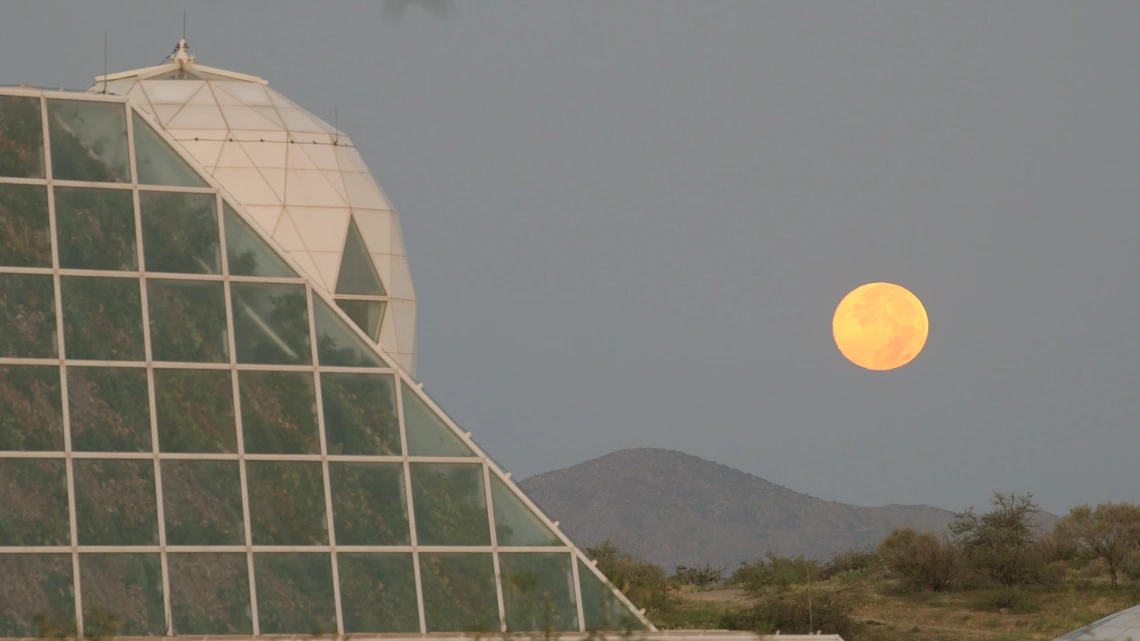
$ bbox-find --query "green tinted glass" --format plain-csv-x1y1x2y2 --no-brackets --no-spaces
0,94,45,178
132,112,208,187
60,276,144,361
0,365,63,451
337,554,419,633
66,366,151,452
335,299,384,341
53,186,136,271
329,462,409,545
73,459,158,545
403,385,474,456
411,463,490,546
420,553,499,633
0,273,57,358
168,553,252,635
254,553,337,635
239,370,319,454
47,99,130,183
501,553,578,632
578,558,646,631
79,554,165,637
246,461,327,545
231,282,310,365
147,279,228,362
154,368,236,453
140,190,220,273
335,219,385,295
491,474,561,546
0,459,70,546
0,555,74,638
320,372,400,455
162,460,245,545
314,296,384,367
0,183,51,267
223,203,297,278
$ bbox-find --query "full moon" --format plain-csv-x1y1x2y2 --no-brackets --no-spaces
832,282,928,371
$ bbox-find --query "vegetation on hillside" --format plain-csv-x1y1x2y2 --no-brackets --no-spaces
596,493,1140,640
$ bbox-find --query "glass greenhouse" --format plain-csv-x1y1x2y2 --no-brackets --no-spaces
0,40,652,638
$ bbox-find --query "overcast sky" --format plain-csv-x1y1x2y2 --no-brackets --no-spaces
4,1,1138,516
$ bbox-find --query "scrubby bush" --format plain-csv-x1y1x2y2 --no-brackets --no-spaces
585,539,675,611
878,528,960,592
720,591,858,639
952,493,1053,588
673,562,724,588
970,588,1040,614
730,553,822,594
822,547,880,580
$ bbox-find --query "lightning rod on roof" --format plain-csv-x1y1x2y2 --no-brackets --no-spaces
102,30,107,94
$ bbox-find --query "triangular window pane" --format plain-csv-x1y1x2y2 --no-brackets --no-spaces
401,385,474,457
335,299,385,342
490,475,560,546
222,203,297,278
577,558,647,631
313,297,384,368
336,218,385,296
131,112,207,187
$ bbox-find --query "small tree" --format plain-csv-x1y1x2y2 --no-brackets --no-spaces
951,492,1046,588
673,562,725,588
1060,503,1140,589
878,528,960,591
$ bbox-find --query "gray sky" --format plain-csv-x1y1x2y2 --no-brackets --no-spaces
4,1,1138,517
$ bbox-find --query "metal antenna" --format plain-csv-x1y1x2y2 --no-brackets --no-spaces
103,30,108,94
183,9,187,39
334,105,340,144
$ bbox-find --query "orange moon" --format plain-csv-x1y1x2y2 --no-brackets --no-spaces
832,282,928,371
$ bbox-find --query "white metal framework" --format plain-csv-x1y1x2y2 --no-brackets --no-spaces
0,60,651,638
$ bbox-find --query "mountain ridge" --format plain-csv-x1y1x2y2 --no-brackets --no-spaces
519,448,961,569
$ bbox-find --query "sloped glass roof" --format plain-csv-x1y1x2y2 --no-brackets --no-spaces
0,88,652,638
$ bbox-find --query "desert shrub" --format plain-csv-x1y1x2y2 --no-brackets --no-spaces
1079,557,1109,579
952,493,1052,588
730,553,822,594
584,539,675,611
720,591,857,639
822,547,880,580
878,528,960,592
970,588,1040,614
673,562,724,588
1121,550,1140,582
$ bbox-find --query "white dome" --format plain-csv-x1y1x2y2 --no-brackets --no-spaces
86,41,417,375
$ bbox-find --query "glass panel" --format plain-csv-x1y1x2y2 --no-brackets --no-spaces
231,282,310,365
67,366,151,452
0,365,63,451
314,296,384,367
410,463,490,546
246,461,327,545
154,368,236,453
147,279,228,362
0,183,51,266
320,372,400,455
336,219,386,295
0,273,57,358
73,459,158,545
420,553,498,633
132,111,208,187
238,370,319,454
0,554,74,638
0,459,70,546
162,460,244,545
335,298,384,341
578,558,647,631
337,553,418,634
168,553,251,635
491,474,561,546
140,190,219,273
60,276,144,361
501,553,578,632
79,553,165,637
403,385,474,456
223,203,298,278
254,553,336,635
53,186,136,271
47,99,130,183
329,462,408,545
0,94,45,178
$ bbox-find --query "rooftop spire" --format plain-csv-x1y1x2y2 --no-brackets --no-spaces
170,37,194,66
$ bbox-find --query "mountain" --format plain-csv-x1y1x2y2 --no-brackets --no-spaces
519,448,960,570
